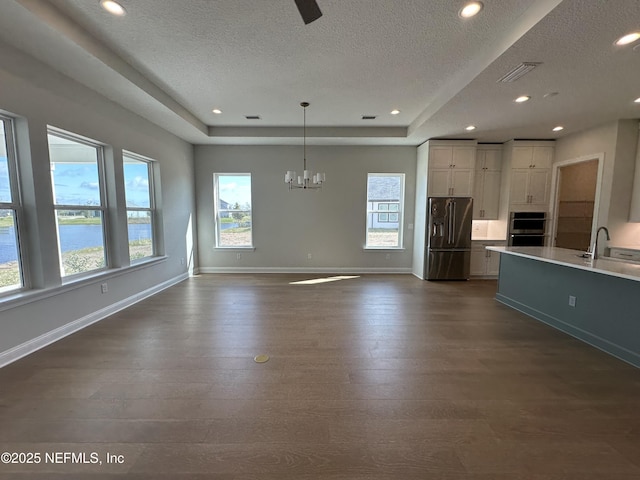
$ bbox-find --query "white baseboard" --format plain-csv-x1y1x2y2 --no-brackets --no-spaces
0,273,188,368
197,267,412,274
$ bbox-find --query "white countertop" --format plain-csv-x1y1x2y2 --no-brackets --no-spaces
486,246,640,283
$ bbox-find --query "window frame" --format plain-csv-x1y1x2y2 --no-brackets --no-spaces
48,128,109,279
365,173,405,249
213,172,253,249
0,114,26,293
123,151,158,263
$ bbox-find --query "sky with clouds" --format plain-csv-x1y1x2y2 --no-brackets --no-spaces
218,175,252,207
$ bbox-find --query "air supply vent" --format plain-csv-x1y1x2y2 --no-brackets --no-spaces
497,62,542,82
361,115,377,120
245,115,261,120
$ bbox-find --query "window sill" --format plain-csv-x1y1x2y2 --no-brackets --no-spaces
214,246,256,251
363,247,406,251
0,256,168,313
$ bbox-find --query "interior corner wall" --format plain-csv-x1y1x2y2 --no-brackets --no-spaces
554,120,623,244
609,120,640,245
195,145,417,273
0,42,196,359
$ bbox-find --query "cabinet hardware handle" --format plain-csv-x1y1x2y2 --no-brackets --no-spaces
619,253,633,257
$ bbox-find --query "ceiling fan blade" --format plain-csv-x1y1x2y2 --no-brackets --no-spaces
294,0,322,24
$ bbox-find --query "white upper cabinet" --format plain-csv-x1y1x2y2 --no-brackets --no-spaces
473,147,502,219
427,144,476,197
512,146,553,169
508,144,554,208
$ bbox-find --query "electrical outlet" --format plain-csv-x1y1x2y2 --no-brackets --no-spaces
180,257,185,265
568,295,576,307
408,223,414,230
385,253,391,260
236,253,242,260
101,283,108,294
307,253,312,260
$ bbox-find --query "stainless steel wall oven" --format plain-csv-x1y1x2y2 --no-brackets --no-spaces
509,211,546,246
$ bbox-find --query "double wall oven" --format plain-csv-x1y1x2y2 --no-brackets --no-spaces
508,211,547,246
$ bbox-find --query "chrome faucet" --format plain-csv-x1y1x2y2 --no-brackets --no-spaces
591,226,610,260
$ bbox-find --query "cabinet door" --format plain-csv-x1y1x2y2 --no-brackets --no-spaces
528,169,550,204
430,146,453,168
511,146,533,169
481,170,501,219
451,169,474,196
532,146,553,169
452,146,475,169
481,149,502,170
486,250,501,276
428,169,451,196
470,249,487,276
472,173,484,218
510,169,530,204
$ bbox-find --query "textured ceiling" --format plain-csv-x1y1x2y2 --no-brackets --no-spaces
0,0,639,145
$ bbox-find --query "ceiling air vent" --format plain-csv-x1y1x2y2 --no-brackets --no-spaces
362,115,377,120
497,62,542,83
245,115,261,120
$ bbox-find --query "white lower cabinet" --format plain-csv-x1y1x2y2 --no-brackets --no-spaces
470,241,505,277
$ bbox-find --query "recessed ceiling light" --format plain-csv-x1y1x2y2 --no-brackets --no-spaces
514,95,531,103
459,1,483,18
212,108,222,114
100,0,126,16
634,97,640,103
390,109,400,115
552,126,564,132
465,125,476,131
615,32,640,46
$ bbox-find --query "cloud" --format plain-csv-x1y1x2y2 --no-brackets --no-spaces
127,176,149,190
220,182,237,191
80,181,100,190
57,166,91,178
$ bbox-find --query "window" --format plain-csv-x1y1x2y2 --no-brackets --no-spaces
123,152,157,262
214,173,252,248
48,130,107,277
366,173,404,248
0,115,24,292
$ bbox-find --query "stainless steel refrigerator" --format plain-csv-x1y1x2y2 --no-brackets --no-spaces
425,197,473,280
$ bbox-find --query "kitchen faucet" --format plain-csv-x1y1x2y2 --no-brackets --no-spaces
591,226,610,260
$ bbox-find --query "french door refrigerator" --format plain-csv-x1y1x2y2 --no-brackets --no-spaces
425,197,473,280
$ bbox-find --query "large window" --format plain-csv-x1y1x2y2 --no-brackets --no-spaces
366,173,405,248
0,115,23,292
123,152,157,262
214,173,252,248
48,130,107,277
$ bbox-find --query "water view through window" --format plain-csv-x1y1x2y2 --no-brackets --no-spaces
48,132,107,277
0,117,22,291
123,154,155,261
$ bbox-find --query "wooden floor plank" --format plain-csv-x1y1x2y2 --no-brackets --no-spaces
1,274,639,478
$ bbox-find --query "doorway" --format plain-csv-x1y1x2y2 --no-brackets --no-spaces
553,159,599,251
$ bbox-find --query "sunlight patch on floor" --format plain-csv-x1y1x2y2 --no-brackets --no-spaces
289,275,360,285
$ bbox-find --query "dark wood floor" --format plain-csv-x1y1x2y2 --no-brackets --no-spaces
1,274,639,479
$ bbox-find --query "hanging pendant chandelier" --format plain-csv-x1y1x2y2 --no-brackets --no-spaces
285,102,325,190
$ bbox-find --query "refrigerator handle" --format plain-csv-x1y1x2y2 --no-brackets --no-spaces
448,201,455,244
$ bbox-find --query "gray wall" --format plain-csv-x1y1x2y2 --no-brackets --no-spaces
195,145,416,272
0,42,196,359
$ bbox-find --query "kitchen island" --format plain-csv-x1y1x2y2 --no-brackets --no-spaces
487,246,640,368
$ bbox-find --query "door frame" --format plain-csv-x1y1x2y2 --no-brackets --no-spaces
549,152,605,248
